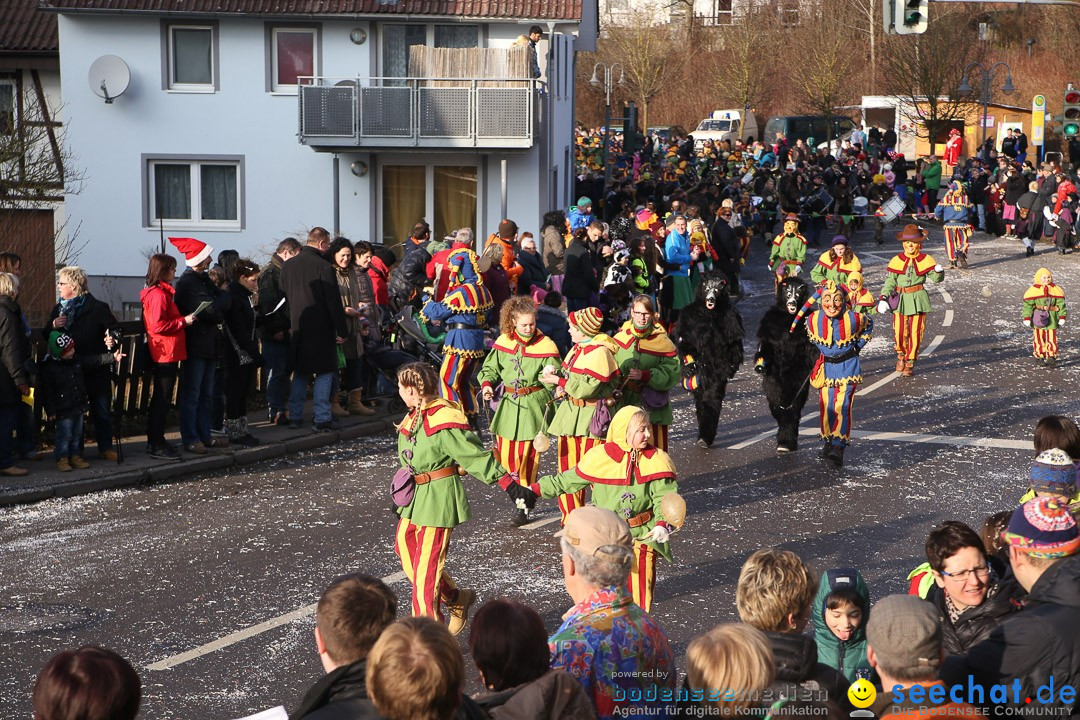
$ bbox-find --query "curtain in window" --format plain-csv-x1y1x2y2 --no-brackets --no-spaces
154,164,191,220
0,82,14,135
276,30,314,86
433,166,476,242
382,165,426,249
383,24,426,84
434,25,478,49
173,28,212,85
201,165,238,221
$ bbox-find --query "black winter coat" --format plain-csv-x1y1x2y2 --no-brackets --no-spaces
0,296,31,407
223,282,262,367
517,250,548,294
291,661,382,720
175,269,229,359
258,255,290,342
764,631,848,706
388,239,431,305
561,240,596,301
944,554,1080,714
709,219,741,280
280,246,348,375
45,293,118,395
39,357,89,419
926,557,1024,655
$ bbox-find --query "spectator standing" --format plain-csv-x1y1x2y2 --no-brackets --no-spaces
39,331,102,472
542,210,568,281
527,25,543,79
258,238,301,425
0,252,38,462
221,259,263,446
291,573,396,720
923,155,943,208
868,595,975,718
535,291,571,356
282,227,349,432
517,233,548,295
328,237,365,418
942,497,1080,714
171,237,230,455
548,506,677,720
33,646,141,720
0,272,31,477
680,623,775,717
562,229,596,312
388,221,432,308
487,219,524,293
45,266,120,461
470,599,596,719
140,254,193,460
367,245,394,314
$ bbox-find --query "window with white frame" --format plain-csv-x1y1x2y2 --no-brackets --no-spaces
167,24,215,90
271,27,318,92
0,80,14,135
146,157,243,229
705,0,734,26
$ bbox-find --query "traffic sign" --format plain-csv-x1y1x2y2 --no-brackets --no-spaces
1033,94,1045,146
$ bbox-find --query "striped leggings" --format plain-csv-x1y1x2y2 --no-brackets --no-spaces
893,312,927,363
556,435,601,524
394,517,456,619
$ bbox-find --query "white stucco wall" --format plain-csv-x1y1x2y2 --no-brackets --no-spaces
57,13,577,298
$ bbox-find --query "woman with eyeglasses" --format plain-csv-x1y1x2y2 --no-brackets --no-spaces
611,295,679,452
906,520,1024,654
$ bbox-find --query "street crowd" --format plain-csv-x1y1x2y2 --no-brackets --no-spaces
6,127,1080,720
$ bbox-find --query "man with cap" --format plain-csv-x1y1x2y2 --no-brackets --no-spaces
877,224,944,377
942,497,1080,714
548,506,677,720
867,595,975,718
171,236,231,453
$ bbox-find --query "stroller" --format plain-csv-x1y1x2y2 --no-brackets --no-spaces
358,307,445,412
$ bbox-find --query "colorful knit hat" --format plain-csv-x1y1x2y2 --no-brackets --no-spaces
568,307,603,337
576,196,592,209
48,331,75,359
1030,449,1078,498
1001,497,1080,558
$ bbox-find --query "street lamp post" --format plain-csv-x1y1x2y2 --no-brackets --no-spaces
589,61,624,202
957,61,1016,156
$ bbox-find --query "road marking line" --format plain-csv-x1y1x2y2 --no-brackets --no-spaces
939,288,953,304
520,515,561,531
943,309,954,327
923,334,945,356
145,570,408,671
797,427,1030,450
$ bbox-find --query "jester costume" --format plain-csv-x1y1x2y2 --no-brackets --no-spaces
807,282,873,468
544,308,619,524
934,181,973,268
810,238,862,287
534,406,678,612
1022,268,1067,367
477,328,560,494
879,225,944,377
420,257,494,416
395,397,514,626
769,214,808,279
612,319,680,452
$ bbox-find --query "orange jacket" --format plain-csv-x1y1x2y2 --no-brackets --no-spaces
488,234,524,288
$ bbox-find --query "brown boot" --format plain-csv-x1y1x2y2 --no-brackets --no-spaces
895,356,906,373
330,395,350,418
347,389,375,416
902,361,914,377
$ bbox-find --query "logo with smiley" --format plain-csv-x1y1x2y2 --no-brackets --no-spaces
848,678,876,709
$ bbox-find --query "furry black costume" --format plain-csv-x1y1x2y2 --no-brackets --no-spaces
755,276,818,452
676,273,744,447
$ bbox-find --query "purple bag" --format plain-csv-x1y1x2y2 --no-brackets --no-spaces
641,386,669,411
1033,309,1051,329
588,400,613,438
887,291,901,311
489,383,504,412
390,467,416,507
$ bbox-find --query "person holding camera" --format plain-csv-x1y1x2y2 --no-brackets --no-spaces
45,266,121,462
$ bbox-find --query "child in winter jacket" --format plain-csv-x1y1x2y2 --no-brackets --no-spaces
811,567,872,683
39,332,90,472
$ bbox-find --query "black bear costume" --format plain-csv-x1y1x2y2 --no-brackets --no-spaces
754,276,818,452
675,272,744,447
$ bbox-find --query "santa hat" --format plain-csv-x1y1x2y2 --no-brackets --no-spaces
169,237,214,267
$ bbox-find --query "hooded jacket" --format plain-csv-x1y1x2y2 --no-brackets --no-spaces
811,568,871,683
763,631,848,706
942,554,1080,714
472,669,597,720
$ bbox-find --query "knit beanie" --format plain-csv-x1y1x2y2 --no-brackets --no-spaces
48,331,75,359
568,307,603,337
1030,449,1077,498
1002,496,1080,559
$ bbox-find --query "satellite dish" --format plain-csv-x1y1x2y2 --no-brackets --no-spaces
88,55,130,104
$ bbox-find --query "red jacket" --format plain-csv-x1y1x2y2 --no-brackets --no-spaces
368,256,390,307
140,282,187,363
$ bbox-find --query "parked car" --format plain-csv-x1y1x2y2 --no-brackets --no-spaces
763,115,857,146
648,125,688,144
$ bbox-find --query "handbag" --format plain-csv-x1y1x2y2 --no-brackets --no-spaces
641,386,669,411
809,356,826,389
887,291,901,311
222,323,255,366
1032,309,1051,329
390,467,416,507
588,399,613,438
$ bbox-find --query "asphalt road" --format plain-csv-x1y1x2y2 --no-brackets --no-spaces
1,223,1075,719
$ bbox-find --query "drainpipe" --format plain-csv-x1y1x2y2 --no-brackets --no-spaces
332,153,340,236
500,158,508,220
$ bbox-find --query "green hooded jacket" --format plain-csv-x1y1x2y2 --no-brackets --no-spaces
811,568,872,684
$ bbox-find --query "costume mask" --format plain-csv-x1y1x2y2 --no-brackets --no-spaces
903,240,922,258
821,282,846,318
784,219,799,235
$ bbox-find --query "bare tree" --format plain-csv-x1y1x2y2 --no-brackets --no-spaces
790,7,852,140
879,10,984,152
844,0,879,94
712,3,776,115
604,9,687,132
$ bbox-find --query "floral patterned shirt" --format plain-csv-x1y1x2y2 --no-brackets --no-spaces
549,586,677,719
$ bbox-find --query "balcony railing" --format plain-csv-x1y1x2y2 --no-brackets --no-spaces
298,76,538,150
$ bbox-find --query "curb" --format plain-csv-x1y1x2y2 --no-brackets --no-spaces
0,418,398,508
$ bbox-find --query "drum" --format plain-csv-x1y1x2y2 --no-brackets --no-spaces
853,196,869,215
804,187,833,214
880,194,907,223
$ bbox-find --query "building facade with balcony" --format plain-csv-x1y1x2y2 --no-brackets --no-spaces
40,0,596,292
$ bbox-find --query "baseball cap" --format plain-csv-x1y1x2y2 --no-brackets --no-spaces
555,506,632,562
866,595,941,676
1002,496,1080,558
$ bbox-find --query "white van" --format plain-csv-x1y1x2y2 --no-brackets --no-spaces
692,110,758,148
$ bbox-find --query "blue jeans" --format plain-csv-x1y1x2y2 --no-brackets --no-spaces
289,372,334,424
54,414,85,460
0,404,17,470
895,185,908,203
83,384,113,454
180,356,216,445
976,204,986,231
262,340,291,417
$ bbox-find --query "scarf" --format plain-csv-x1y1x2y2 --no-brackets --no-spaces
944,566,999,625
59,294,87,330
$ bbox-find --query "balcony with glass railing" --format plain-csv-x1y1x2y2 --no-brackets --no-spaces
297,76,538,150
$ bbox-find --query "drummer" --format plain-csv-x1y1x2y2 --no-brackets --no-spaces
867,173,893,245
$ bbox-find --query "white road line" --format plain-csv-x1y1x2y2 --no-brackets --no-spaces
939,288,953,304
943,309,954,327
520,515,562,531
797,427,1030,450
728,429,774,450
923,334,945,357
145,570,408,671
859,371,899,396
